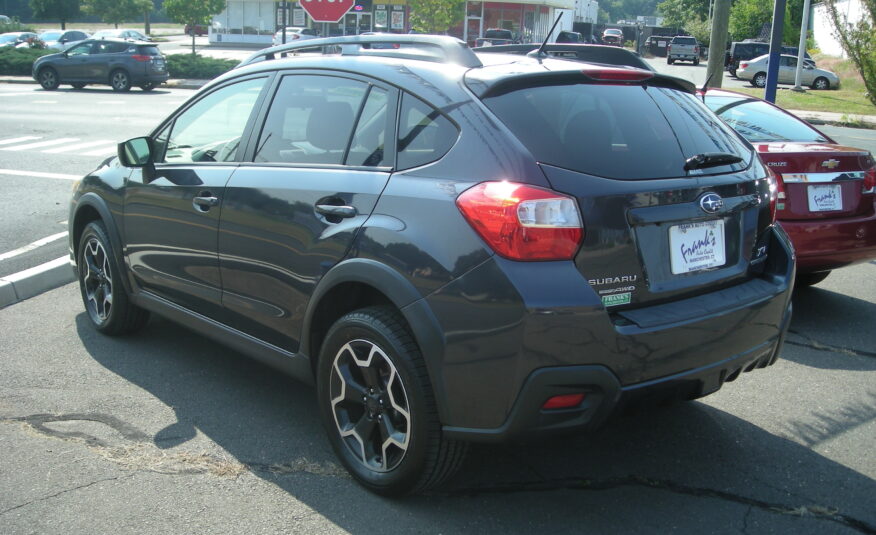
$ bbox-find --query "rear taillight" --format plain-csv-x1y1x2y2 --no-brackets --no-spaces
581,67,654,82
131,54,151,62
694,46,699,54
456,181,583,261
863,167,875,194
740,62,749,70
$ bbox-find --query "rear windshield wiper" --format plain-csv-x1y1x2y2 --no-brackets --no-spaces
684,152,743,171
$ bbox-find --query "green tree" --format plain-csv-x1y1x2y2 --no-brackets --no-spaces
684,16,712,47
29,0,80,30
729,0,803,44
408,0,464,34
657,0,708,29
83,0,154,28
824,0,876,105
164,0,226,54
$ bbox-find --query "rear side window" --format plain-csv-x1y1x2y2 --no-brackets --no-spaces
396,94,458,170
705,95,828,143
97,42,129,53
138,45,161,55
483,83,750,179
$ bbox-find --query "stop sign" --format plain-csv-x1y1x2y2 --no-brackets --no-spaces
299,0,355,23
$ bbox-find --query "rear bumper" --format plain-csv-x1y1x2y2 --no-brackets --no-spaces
780,212,876,272
432,225,795,440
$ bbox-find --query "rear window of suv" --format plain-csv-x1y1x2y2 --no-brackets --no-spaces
483,83,751,179
672,37,697,45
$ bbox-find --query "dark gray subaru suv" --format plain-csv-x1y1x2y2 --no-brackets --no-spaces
68,35,794,496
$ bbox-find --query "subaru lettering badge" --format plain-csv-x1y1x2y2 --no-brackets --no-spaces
699,193,723,213
821,159,840,169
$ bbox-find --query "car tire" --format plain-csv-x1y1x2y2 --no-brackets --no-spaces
317,306,467,496
811,77,830,90
77,221,150,335
38,67,59,90
110,69,132,92
140,82,156,91
667,58,674,65
71,82,86,89
693,58,699,66
796,271,831,287
729,67,737,77
752,72,767,88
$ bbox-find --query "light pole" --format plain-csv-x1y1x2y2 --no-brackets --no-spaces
792,0,812,92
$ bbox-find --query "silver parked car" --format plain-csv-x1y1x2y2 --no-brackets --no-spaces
738,54,839,90
92,29,152,42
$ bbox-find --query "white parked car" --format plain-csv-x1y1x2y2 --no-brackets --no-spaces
37,29,90,50
737,54,839,90
92,29,152,42
272,27,319,46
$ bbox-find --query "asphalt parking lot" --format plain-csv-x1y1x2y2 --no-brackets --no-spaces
1,258,874,533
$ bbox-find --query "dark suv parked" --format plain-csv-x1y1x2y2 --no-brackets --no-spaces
33,38,168,92
70,35,794,496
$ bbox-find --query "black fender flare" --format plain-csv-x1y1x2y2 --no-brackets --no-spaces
72,192,133,295
301,258,451,422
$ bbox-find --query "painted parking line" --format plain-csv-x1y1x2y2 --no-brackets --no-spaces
0,231,69,262
0,138,78,151
0,136,41,146
0,168,80,181
43,140,116,154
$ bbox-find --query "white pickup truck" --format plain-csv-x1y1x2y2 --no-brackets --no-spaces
667,36,700,65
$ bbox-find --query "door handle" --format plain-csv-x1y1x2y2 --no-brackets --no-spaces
193,195,219,211
315,204,357,218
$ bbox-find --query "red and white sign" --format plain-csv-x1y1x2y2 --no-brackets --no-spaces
299,0,355,23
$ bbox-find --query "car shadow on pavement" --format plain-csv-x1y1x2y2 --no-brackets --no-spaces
75,313,876,533
786,285,876,370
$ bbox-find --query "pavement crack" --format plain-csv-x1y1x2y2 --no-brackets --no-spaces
0,474,133,516
441,475,876,534
786,330,876,358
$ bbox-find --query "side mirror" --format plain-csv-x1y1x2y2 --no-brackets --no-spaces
119,137,156,181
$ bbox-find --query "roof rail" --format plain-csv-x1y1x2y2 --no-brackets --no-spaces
237,34,482,69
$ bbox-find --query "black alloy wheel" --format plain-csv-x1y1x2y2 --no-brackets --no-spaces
38,67,59,90
317,307,467,496
110,69,132,92
77,221,149,335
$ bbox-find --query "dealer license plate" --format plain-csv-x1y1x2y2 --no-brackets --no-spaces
669,220,726,275
807,184,842,212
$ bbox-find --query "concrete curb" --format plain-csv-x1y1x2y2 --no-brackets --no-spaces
0,256,76,309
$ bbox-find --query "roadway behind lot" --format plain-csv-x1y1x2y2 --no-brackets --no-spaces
0,262,874,533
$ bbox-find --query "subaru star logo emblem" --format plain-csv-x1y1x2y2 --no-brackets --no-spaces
821,159,840,169
699,193,724,213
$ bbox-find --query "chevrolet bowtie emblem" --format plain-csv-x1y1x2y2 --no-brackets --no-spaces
821,159,840,169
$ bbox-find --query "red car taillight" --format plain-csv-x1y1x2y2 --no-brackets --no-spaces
740,62,749,70
131,54,151,62
863,166,876,194
456,181,584,261
767,169,785,223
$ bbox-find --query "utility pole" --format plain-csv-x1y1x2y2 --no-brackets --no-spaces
706,0,731,89
792,0,811,92
764,0,787,103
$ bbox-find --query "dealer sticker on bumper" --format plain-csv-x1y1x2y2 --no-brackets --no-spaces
602,292,631,307
669,220,726,275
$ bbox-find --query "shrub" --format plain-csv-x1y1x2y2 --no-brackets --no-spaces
0,47,54,76
166,53,237,79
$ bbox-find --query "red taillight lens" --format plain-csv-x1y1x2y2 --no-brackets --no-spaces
131,54,151,62
740,62,748,70
767,169,783,223
456,181,584,261
581,67,654,82
863,167,875,194
542,393,586,410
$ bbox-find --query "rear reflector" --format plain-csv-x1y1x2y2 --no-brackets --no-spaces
542,393,586,410
581,67,654,82
456,181,583,261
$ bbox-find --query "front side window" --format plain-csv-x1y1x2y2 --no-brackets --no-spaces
66,43,93,56
155,77,266,164
254,75,377,165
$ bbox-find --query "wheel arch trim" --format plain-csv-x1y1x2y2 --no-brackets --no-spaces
72,192,133,295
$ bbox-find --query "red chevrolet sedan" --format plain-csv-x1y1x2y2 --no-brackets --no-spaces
705,89,876,286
